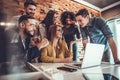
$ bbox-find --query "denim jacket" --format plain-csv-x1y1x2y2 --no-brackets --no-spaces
80,17,113,52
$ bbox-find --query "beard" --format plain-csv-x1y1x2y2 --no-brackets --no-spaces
26,12,34,17
24,29,34,37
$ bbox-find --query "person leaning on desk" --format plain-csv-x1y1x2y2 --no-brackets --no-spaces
75,8,120,64
41,24,73,63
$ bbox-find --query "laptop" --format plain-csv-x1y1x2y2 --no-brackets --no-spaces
64,43,105,69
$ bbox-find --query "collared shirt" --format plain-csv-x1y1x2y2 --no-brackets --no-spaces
22,39,26,50
81,17,113,52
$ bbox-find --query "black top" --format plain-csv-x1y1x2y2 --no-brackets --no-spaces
62,24,80,48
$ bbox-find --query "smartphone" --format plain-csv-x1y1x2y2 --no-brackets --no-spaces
57,67,77,72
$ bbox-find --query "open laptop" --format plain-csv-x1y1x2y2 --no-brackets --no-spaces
64,43,105,69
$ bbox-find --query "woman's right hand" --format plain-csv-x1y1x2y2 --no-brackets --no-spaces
54,57,72,63
63,57,72,63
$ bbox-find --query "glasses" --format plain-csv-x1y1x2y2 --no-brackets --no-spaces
57,29,63,33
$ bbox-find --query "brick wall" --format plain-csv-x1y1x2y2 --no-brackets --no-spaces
1,0,101,23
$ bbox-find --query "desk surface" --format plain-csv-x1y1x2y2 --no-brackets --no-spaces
27,62,120,80
1,62,120,80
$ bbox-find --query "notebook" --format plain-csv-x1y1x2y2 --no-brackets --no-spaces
64,43,105,69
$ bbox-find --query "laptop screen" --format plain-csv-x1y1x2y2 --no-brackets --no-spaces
64,43,105,69
81,43,105,68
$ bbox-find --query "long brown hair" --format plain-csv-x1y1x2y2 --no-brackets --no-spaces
48,24,62,44
41,10,56,34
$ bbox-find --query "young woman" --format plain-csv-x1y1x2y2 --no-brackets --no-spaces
41,25,72,63
60,11,81,61
41,10,56,39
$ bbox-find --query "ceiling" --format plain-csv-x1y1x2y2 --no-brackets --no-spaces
73,0,120,12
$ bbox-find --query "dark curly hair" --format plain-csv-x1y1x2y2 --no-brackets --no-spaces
60,11,76,25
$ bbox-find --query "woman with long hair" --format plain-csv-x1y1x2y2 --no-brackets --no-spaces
60,11,81,61
41,10,56,39
41,25,72,63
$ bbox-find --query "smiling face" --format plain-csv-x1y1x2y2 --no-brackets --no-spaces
65,18,74,25
48,25,63,40
76,15,89,28
25,4,36,17
24,19,36,37
56,26,63,39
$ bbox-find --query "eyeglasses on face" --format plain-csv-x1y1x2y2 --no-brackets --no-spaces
57,29,63,33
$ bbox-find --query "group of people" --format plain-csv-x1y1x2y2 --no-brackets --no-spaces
6,0,120,68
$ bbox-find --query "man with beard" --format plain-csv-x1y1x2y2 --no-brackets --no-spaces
10,0,37,29
18,15,48,63
24,1,37,17
5,15,36,73
5,15,48,74
18,15,36,55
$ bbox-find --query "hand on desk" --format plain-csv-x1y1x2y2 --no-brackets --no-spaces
54,57,72,63
64,57,72,63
